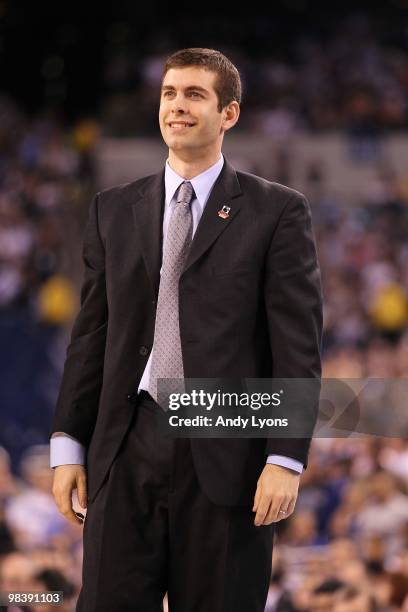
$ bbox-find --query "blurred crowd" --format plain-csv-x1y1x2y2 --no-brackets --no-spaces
0,96,98,314
0,445,80,611
0,97,102,471
266,438,408,611
1,440,408,610
100,13,408,137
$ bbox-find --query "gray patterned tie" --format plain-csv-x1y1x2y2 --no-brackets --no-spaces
148,181,195,405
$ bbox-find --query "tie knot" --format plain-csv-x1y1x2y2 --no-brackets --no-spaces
176,181,194,207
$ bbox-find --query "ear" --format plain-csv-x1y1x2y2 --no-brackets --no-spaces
223,101,240,130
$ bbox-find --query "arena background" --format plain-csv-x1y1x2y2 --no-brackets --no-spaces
1,1,408,610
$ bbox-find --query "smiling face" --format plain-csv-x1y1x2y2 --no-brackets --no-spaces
159,66,239,161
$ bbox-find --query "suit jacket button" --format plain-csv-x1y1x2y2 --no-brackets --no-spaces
126,393,137,403
139,346,149,356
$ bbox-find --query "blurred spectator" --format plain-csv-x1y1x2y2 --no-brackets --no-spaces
353,471,408,558
0,552,38,611
308,578,347,611
30,567,76,611
333,584,378,612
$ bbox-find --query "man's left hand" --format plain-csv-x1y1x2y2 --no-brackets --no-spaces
252,464,300,526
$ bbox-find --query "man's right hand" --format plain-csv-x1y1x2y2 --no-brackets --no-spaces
52,465,88,526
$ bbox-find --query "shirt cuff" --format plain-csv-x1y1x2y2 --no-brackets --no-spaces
266,454,303,473
50,434,86,468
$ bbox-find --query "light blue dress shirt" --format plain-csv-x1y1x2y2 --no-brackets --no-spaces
50,153,303,474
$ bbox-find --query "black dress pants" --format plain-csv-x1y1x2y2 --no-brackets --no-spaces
76,392,274,612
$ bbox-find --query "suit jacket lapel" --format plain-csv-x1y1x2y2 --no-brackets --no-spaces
129,155,243,297
182,156,242,275
130,167,165,299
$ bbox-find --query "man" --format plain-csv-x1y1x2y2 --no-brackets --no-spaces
50,48,322,611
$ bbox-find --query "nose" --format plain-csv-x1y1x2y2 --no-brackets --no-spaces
169,93,189,114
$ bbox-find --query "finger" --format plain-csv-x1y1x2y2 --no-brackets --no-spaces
77,475,88,509
286,497,297,516
265,505,278,524
269,501,291,523
275,499,296,522
268,495,288,523
254,495,272,526
54,486,83,526
252,484,261,512
58,500,84,526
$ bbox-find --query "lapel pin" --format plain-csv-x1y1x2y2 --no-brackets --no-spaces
218,205,231,219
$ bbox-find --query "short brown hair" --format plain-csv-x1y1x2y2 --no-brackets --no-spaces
162,48,242,112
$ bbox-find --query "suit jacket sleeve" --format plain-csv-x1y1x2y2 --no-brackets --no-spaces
263,191,323,468
49,192,108,447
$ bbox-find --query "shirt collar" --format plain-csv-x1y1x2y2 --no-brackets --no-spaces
164,153,224,208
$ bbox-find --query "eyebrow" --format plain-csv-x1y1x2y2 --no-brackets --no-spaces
161,85,210,95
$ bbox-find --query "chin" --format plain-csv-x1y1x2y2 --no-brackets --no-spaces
169,139,193,149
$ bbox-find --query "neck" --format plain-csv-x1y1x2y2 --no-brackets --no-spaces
167,149,222,179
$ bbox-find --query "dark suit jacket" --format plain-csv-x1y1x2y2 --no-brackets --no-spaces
50,155,323,506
